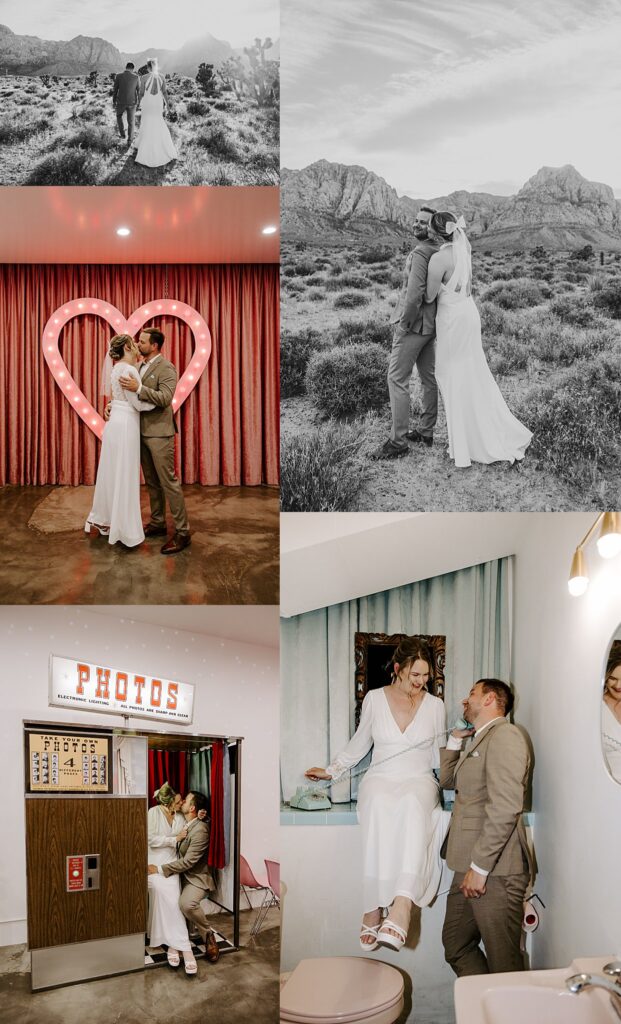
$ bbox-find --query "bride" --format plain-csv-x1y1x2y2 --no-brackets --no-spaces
147,783,197,974
425,211,533,468
134,58,178,168
305,638,448,953
85,334,154,545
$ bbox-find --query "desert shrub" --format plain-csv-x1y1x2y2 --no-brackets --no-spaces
323,273,370,291
592,282,621,319
282,278,305,294
280,422,363,512
333,318,393,349
65,126,117,154
290,260,316,276
478,302,509,336
195,127,241,161
281,266,297,278
306,289,324,302
368,268,393,284
521,353,621,489
487,337,530,374
187,99,208,115
306,342,387,417
0,116,51,143
26,149,101,185
481,277,552,309
281,328,324,398
357,247,393,264
535,323,615,366
300,272,326,285
557,280,577,293
333,291,370,309
549,294,597,327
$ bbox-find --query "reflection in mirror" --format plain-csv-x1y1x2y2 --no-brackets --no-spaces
602,632,621,784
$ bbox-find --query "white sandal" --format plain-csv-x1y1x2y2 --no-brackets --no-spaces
376,919,408,952
166,948,180,967
359,925,380,951
183,953,198,976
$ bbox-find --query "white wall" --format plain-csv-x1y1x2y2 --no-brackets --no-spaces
511,513,621,965
0,606,279,947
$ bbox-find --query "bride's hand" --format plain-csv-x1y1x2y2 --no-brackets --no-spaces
305,767,331,781
451,727,475,739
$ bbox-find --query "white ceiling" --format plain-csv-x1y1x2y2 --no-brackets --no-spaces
0,186,279,263
88,606,280,649
280,512,424,552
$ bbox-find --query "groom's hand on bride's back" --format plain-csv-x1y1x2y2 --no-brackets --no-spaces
120,375,139,393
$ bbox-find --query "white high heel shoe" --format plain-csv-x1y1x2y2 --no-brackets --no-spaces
359,925,380,952
85,519,109,536
376,919,408,952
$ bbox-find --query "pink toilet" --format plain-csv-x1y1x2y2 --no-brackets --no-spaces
280,957,405,1024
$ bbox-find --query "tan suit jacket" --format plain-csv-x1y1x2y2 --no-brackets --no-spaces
439,718,536,883
161,817,214,891
138,356,178,437
390,238,440,336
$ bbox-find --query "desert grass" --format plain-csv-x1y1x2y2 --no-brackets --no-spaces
0,72,278,186
281,243,621,511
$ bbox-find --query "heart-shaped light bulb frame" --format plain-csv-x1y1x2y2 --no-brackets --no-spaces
42,298,212,440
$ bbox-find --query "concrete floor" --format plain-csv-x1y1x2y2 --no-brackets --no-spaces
0,486,279,605
0,908,279,1024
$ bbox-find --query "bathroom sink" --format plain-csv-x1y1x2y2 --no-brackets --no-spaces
455,957,620,1024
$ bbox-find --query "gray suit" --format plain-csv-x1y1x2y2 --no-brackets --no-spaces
138,356,189,537
388,238,441,445
161,818,215,940
439,719,536,976
112,69,139,141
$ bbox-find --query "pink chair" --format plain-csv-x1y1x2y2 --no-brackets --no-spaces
240,854,269,911
251,858,280,937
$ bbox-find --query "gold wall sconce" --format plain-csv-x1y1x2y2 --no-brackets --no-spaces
568,512,621,596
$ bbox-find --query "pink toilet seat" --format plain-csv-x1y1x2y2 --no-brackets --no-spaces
280,957,405,1024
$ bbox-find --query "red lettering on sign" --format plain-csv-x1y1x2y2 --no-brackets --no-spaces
115,672,128,701
95,667,110,699
76,664,90,695
151,679,162,707
67,856,84,891
134,676,146,704
167,683,178,710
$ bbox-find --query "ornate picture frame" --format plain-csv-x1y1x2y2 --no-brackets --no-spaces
354,632,446,726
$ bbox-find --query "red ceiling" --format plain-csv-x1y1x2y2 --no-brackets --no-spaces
0,186,280,263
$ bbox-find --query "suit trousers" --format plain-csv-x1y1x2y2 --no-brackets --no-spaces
442,871,529,976
116,104,136,140
387,326,438,445
140,435,190,536
179,880,213,941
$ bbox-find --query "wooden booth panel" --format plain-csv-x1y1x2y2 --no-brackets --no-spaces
26,798,147,950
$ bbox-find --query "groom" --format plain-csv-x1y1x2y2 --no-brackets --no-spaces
119,328,191,554
372,205,440,460
112,62,140,147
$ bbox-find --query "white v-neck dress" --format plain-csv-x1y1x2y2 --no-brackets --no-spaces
602,702,621,783
328,688,448,912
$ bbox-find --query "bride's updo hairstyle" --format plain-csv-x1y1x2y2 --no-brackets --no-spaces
430,211,460,241
390,637,434,690
153,781,176,807
108,333,138,362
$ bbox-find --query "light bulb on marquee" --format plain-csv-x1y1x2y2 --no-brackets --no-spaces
42,297,212,441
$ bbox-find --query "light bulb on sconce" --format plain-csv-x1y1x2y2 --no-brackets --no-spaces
262,225,277,235
116,227,131,237
568,512,621,596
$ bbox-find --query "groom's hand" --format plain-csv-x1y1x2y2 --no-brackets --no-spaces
104,402,112,421
459,868,487,899
147,864,159,875
120,375,139,393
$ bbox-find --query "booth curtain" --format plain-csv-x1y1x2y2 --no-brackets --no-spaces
148,749,188,807
208,741,226,870
0,262,279,485
280,557,513,802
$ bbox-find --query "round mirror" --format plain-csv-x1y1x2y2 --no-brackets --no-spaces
602,628,621,784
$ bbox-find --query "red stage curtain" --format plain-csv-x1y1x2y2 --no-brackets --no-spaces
148,749,189,808
0,263,279,485
208,740,226,870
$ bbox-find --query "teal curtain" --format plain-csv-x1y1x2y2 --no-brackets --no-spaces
281,557,512,802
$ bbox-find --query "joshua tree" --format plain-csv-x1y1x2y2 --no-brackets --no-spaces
218,56,247,100
243,37,278,106
196,62,217,96
86,70,98,87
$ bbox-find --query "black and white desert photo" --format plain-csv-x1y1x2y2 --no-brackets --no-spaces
280,0,621,512
0,0,279,185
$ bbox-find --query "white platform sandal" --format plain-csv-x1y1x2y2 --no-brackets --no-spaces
359,925,380,952
376,919,408,952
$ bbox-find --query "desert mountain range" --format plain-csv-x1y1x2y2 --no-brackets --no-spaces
282,161,621,251
0,23,279,77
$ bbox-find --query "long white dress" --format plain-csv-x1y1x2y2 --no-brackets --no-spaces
602,702,621,784
147,805,193,952
433,250,533,468
135,73,178,167
86,363,154,547
328,688,448,913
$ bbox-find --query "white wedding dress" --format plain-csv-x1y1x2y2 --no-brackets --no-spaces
147,805,193,952
328,688,448,913
602,702,621,784
433,238,533,468
135,72,178,167
86,363,154,546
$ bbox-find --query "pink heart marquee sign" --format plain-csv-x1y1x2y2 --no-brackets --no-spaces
42,298,212,440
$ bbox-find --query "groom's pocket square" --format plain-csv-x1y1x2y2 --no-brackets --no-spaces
468,751,480,757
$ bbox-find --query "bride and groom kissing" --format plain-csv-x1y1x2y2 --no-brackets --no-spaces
113,59,177,167
372,206,533,468
85,328,191,555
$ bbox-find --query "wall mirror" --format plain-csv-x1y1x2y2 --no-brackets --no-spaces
602,630,621,784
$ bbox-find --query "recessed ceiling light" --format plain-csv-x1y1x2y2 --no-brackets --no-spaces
262,225,277,235
116,226,131,237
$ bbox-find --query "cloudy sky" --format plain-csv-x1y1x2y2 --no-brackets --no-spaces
0,0,279,50
282,0,621,197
